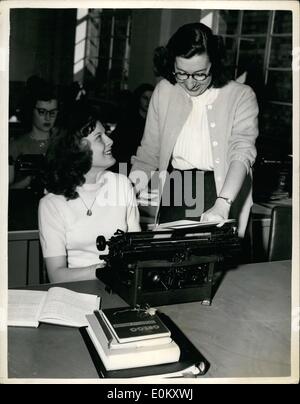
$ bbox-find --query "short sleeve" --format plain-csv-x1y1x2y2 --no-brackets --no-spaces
38,196,67,258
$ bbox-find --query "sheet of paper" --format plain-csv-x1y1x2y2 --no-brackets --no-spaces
153,218,235,230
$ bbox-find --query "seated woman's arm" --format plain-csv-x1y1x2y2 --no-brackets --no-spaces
44,255,100,284
9,154,32,189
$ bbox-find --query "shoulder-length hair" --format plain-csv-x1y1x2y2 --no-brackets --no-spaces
43,102,98,200
153,22,229,88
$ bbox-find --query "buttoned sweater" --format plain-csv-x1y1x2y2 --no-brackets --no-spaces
130,79,259,237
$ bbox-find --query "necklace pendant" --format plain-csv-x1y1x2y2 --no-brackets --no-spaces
87,209,92,216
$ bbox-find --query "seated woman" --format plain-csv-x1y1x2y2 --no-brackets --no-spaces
9,77,59,190
38,105,141,283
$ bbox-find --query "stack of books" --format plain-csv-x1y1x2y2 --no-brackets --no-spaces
85,307,180,371
82,307,210,379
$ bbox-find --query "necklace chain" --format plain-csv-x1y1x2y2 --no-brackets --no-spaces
78,194,97,216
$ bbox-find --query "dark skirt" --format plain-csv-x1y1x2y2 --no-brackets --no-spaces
158,169,217,224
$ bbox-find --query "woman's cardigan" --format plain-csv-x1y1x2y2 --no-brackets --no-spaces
130,79,259,237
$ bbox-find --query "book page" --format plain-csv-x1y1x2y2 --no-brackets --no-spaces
8,290,47,327
39,287,100,327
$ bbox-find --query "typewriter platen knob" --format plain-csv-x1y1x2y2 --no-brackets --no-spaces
96,235,107,251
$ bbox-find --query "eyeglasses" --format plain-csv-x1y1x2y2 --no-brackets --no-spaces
34,108,58,118
79,119,97,137
173,65,211,82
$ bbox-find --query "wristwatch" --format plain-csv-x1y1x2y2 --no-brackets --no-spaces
217,196,233,206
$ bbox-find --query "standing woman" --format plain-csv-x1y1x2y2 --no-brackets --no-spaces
9,77,59,189
38,105,140,283
130,23,259,237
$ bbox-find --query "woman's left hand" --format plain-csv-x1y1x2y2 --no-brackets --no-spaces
201,198,231,223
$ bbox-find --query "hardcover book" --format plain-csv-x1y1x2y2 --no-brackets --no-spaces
93,310,172,350
101,307,171,343
8,287,100,328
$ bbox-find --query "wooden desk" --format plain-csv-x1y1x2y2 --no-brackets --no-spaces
7,260,291,379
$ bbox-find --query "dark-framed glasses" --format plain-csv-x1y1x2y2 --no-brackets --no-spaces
79,119,97,137
34,107,58,118
173,65,211,82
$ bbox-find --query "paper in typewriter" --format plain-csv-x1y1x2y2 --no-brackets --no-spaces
153,218,236,230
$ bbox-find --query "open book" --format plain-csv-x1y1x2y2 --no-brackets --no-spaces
8,287,100,328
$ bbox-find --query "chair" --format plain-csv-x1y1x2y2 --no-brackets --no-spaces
267,205,292,261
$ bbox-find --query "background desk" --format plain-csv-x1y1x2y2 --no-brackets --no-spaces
251,198,292,262
8,260,291,379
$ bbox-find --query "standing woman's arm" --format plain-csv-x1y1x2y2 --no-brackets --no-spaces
201,86,259,222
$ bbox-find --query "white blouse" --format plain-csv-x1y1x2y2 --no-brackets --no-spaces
38,171,140,268
171,87,219,170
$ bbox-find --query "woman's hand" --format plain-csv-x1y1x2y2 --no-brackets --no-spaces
201,198,231,223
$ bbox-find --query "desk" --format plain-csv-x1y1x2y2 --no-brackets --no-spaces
251,199,292,262
8,260,291,379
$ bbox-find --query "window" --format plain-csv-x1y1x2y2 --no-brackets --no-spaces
215,10,293,156
73,9,132,102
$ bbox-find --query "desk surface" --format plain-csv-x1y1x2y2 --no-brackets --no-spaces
7,260,291,380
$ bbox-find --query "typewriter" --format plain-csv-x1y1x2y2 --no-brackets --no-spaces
96,220,240,307
15,154,45,176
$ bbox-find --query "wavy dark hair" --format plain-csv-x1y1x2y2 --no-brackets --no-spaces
153,22,229,88
43,101,99,200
